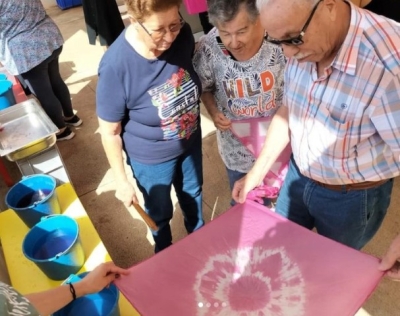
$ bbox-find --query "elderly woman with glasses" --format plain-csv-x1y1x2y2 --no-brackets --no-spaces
193,0,286,204
96,0,204,253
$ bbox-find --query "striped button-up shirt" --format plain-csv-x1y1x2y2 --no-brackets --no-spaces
285,4,400,185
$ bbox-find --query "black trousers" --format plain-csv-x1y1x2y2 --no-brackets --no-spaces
20,46,73,129
82,0,125,46
199,12,213,34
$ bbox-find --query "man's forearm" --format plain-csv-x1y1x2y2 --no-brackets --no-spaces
248,105,291,183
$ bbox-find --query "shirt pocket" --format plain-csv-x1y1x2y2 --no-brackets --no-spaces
308,102,356,158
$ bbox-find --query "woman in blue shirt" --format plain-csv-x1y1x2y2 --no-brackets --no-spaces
97,0,204,253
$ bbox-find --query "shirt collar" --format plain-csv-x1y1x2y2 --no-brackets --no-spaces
331,2,363,75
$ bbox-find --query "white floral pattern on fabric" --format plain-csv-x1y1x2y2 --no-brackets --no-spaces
0,282,39,316
193,28,286,173
194,247,306,316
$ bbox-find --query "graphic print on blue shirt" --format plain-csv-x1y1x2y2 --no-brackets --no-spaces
149,68,199,140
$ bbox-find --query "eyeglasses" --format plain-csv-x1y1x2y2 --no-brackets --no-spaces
137,18,185,42
265,0,323,46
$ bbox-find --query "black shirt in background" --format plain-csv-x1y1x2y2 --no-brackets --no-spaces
364,0,400,22
81,0,125,46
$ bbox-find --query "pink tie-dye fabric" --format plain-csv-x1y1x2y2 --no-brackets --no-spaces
230,117,291,188
115,201,383,316
183,0,208,14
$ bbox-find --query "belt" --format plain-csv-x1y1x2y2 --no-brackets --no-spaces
313,179,389,192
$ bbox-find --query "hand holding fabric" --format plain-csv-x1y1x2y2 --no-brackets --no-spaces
232,172,260,204
379,234,400,280
77,262,129,295
25,262,129,315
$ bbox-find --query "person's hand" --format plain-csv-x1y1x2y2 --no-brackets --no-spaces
379,234,400,280
232,173,260,204
115,180,138,207
76,262,129,296
211,111,231,131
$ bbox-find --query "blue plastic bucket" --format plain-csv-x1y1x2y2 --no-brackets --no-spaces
54,272,120,316
56,0,82,10
0,79,16,110
5,174,61,228
22,215,85,280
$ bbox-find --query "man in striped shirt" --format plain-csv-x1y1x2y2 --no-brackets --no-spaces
233,0,400,251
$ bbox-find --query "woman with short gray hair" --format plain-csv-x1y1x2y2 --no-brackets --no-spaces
193,0,287,205
208,0,260,26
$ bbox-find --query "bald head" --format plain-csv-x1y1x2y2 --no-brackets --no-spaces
257,0,314,41
256,0,319,12
258,0,351,65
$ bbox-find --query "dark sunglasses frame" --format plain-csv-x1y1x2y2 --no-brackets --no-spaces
265,0,323,46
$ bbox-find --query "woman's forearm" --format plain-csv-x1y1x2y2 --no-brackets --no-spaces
25,282,87,316
101,133,129,182
201,91,219,116
25,261,128,315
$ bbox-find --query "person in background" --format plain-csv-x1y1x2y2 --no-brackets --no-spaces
193,0,286,204
0,262,128,316
0,0,82,141
233,0,400,250
350,0,400,22
81,0,126,47
199,11,214,34
97,0,204,254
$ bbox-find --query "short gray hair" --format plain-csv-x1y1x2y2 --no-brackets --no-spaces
256,0,318,11
207,0,259,26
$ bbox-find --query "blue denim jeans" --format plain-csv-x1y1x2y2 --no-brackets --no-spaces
127,136,204,253
226,168,246,206
226,168,246,192
276,157,394,250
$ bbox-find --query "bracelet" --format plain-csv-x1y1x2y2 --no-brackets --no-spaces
67,282,76,301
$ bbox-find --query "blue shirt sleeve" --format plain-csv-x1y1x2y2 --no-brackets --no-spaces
96,57,127,123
